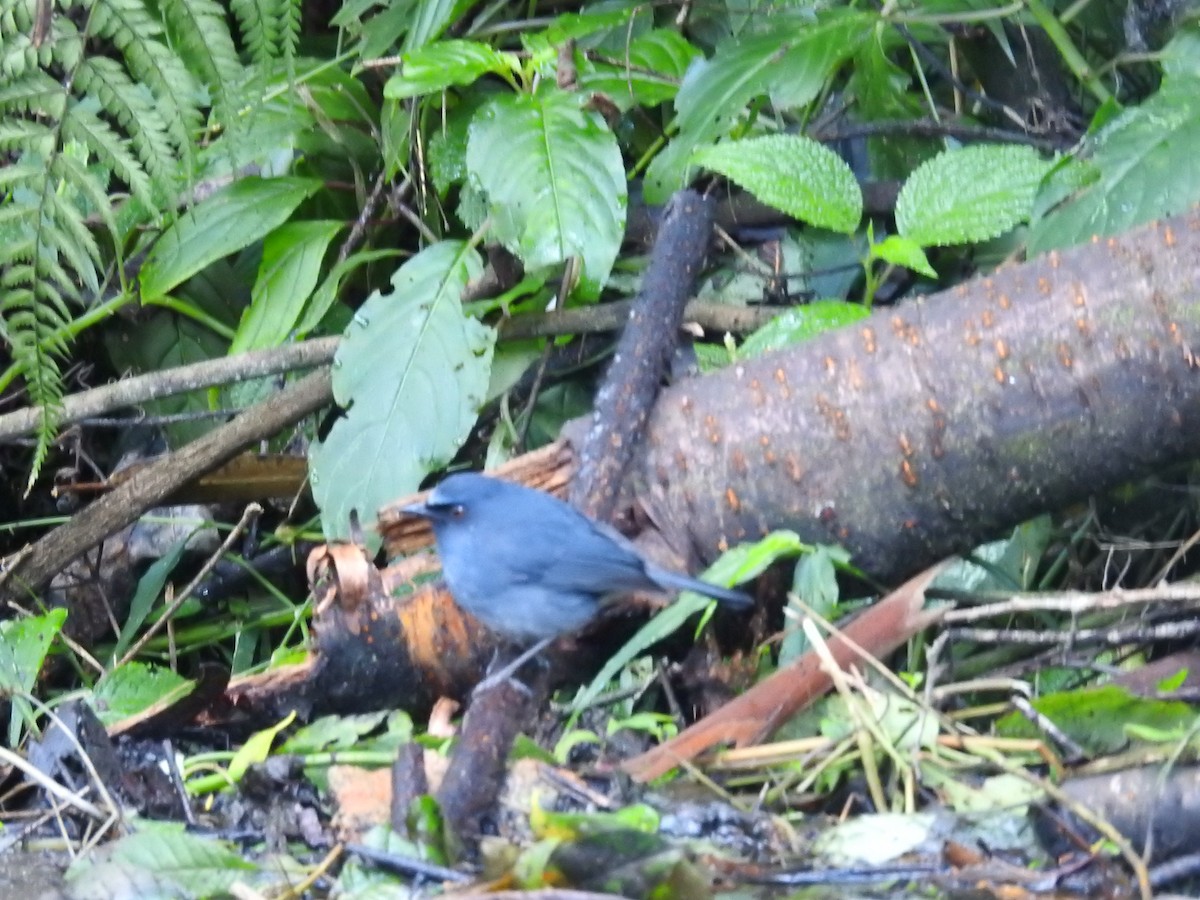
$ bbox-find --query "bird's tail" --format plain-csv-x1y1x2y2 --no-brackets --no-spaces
647,565,754,608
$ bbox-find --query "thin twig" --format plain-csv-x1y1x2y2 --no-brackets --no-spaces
115,503,263,667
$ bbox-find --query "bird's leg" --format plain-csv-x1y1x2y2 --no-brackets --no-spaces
473,637,554,695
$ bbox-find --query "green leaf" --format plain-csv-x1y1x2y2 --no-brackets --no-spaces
577,29,701,110
467,92,626,299
741,300,870,357
872,235,937,278
110,536,192,665
229,220,344,355
310,241,495,545
1029,78,1200,253
140,177,322,301
693,134,862,233
895,144,1051,247
645,12,871,203
0,608,67,696
66,826,257,899
297,247,405,336
92,663,195,728
227,711,297,782
384,40,519,100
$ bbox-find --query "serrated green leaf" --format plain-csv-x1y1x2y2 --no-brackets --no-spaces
741,300,870,357
694,134,862,233
110,536,192,665
66,827,256,899
466,92,626,299
645,12,871,203
384,40,518,100
872,235,936,278
896,144,1051,247
1029,79,1200,253
140,177,322,301
229,220,344,355
310,241,495,546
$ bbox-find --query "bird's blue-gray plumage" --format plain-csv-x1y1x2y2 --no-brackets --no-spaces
403,473,751,644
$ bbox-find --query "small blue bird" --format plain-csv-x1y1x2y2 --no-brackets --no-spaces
403,472,751,687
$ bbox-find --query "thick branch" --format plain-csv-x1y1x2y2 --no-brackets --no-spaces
634,212,1200,580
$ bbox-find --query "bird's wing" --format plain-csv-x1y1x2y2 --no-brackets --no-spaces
490,501,657,596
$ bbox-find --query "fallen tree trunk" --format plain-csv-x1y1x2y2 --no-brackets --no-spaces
633,211,1200,582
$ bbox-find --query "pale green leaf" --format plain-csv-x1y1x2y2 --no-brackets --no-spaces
896,144,1051,247
140,176,322,301
741,300,871,357
693,134,862,233
466,92,626,299
310,241,495,545
1029,79,1200,253
230,220,344,355
92,663,195,728
872,235,937,278
384,39,518,100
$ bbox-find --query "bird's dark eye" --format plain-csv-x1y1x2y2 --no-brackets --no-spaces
451,504,465,518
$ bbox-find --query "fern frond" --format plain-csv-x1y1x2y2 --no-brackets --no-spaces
0,69,67,118
76,57,178,205
159,0,243,118
86,0,203,159
61,98,155,207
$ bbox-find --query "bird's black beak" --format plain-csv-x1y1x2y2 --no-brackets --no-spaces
402,500,431,519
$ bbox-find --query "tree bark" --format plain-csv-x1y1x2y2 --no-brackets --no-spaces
633,211,1200,582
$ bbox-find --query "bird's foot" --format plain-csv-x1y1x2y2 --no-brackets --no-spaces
473,637,553,696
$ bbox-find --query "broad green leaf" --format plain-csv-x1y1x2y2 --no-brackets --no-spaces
384,40,518,100
310,241,495,545
645,12,871,203
140,177,322,301
404,0,468,50
896,144,1051,247
297,247,404,336
279,711,391,754
229,220,344,355
0,608,66,696
66,827,256,898
693,134,862,233
466,92,626,299
741,300,871,357
92,663,195,728
577,29,701,110
1029,78,1200,253
872,235,936,278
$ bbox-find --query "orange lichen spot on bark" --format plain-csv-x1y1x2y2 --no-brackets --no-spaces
847,358,865,390
995,338,1009,361
1169,321,1182,344
731,449,748,475
900,459,918,487
965,327,981,348
902,518,919,530
725,488,741,513
786,454,805,482
1056,342,1073,368
994,366,1008,384
1164,225,1176,247
1047,251,1061,269
898,432,913,457
749,378,767,407
609,433,623,448
1037,276,1052,295
815,396,851,441
1076,318,1091,339
773,368,791,400
679,394,692,414
981,308,995,329
926,397,941,413
704,415,722,445
1072,285,1087,307
823,356,838,375
998,293,1012,309
717,537,729,553
861,326,877,354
